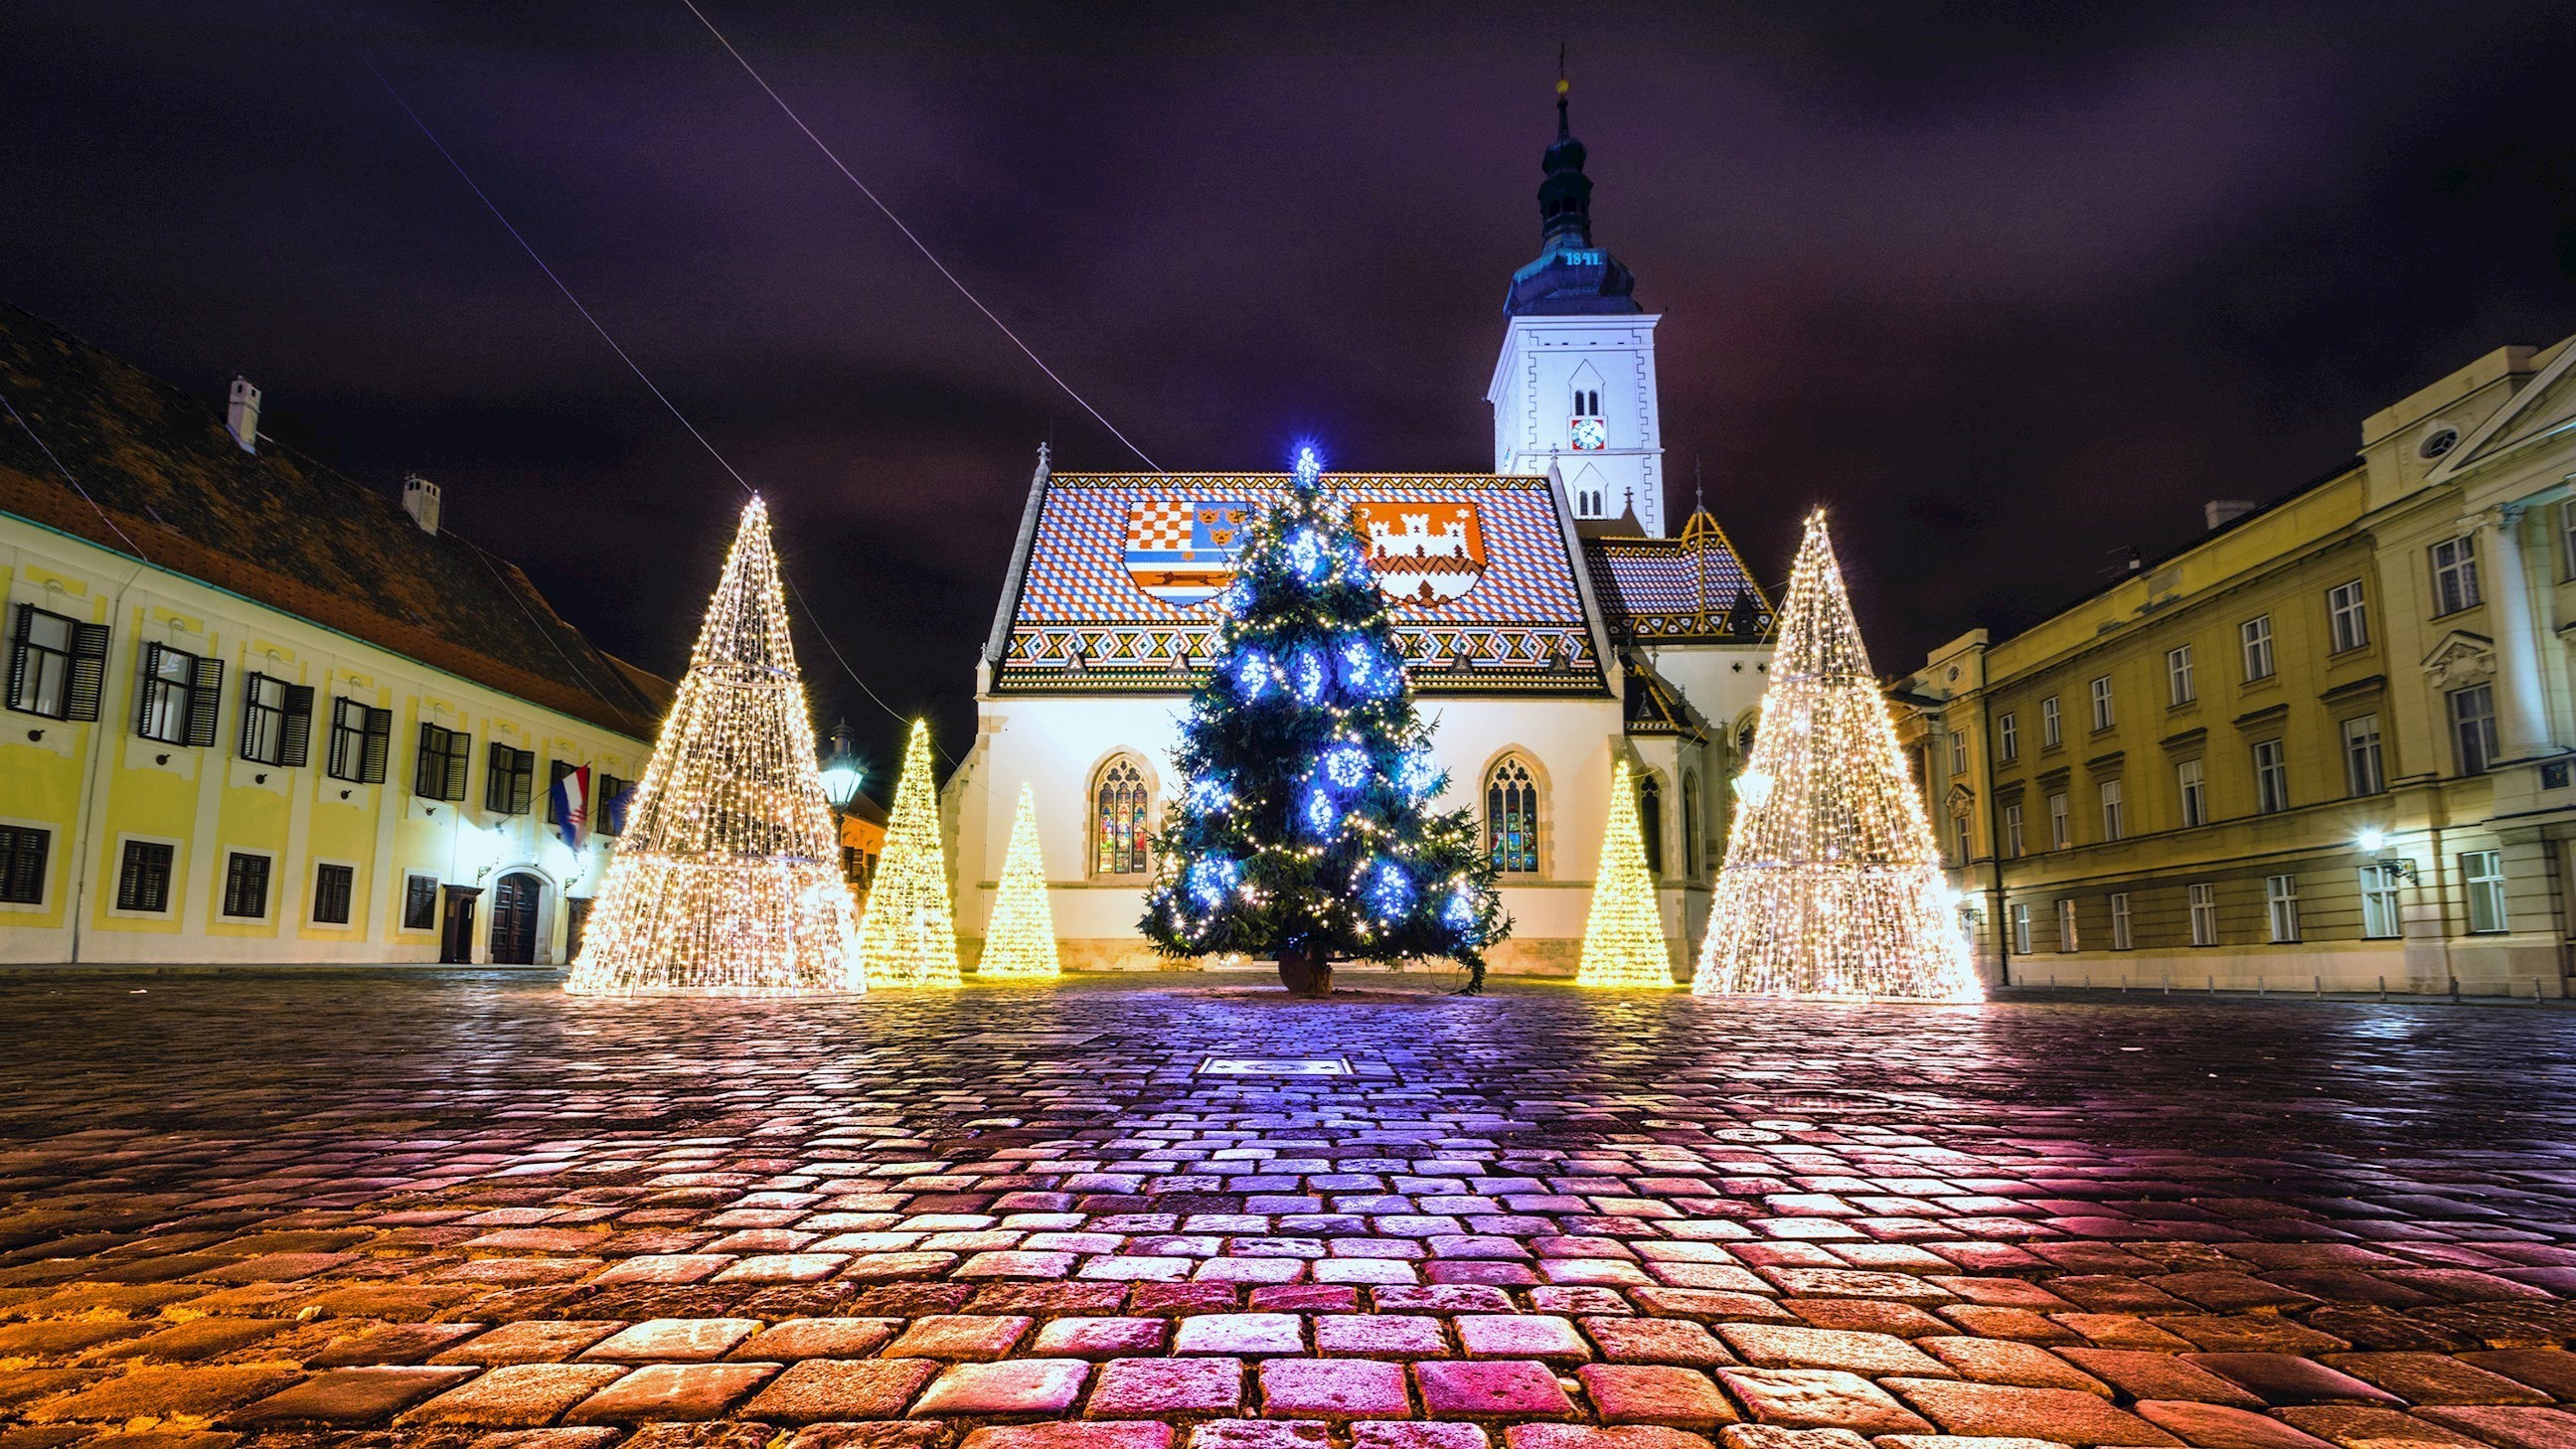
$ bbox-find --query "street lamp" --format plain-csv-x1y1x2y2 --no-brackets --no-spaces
2355,827,2418,883
819,720,865,811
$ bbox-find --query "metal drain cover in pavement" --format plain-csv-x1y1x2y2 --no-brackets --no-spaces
962,1032,1103,1046
1200,1056,1353,1076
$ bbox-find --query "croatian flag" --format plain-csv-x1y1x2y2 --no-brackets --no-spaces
553,764,590,852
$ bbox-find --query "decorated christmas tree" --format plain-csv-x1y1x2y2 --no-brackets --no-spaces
1143,446,1507,996
565,498,856,994
976,784,1061,979
854,719,962,987
1577,760,1676,987
1694,510,1982,1002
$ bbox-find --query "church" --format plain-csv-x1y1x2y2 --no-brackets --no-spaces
944,85,1776,977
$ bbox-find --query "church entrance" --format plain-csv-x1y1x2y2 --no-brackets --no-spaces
489,872,543,965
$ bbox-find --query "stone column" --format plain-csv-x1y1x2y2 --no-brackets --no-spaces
2477,504,2556,759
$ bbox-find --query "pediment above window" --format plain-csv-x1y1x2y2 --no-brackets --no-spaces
2421,629,2497,689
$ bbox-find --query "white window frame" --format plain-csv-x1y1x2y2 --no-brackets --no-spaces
2089,676,2114,731
2253,739,2289,814
2177,758,2206,828
2451,685,2498,776
2110,891,2134,951
2011,901,2031,955
2240,615,2275,682
2004,802,2024,858
2167,645,2195,706
1998,713,2017,762
2327,579,2369,652
1949,729,1968,777
2342,714,2384,797
2047,790,2070,850
2265,873,2301,943
2099,778,2124,841
2358,864,2401,940
2056,897,2079,953
2188,882,2218,946
2430,536,2481,615
1951,812,1971,865
2041,696,2062,747
2464,850,2507,934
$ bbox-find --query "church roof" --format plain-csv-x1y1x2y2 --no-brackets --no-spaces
0,302,670,738
985,470,1612,699
1580,508,1774,644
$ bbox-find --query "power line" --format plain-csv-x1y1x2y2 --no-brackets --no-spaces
677,0,1166,475
350,47,925,740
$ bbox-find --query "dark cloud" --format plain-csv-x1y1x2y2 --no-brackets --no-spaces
4,1,2572,779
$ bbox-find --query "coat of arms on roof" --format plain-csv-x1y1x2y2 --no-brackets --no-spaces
1354,501,1488,605
1123,499,1253,606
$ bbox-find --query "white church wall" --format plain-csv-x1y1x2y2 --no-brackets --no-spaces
1489,314,1666,536
949,689,1628,976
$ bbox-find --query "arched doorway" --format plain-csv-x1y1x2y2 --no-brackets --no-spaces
490,872,543,965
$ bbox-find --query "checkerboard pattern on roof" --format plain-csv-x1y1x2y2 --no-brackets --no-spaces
1015,474,1587,628
1586,537,1761,619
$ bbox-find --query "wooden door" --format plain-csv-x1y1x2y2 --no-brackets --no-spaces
490,873,541,965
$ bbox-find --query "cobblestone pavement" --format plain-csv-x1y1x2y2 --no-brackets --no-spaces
5,971,2576,1449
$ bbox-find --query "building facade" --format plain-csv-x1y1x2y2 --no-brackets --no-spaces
943,89,1774,976
0,304,669,966
1897,332,2576,997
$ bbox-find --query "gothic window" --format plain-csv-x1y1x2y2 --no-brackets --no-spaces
1638,772,1665,877
1093,757,1151,876
1486,755,1540,874
1681,772,1702,877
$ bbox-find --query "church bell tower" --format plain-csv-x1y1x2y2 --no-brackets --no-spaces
1486,75,1667,537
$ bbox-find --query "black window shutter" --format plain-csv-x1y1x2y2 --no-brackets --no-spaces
448,731,471,801
185,656,224,747
511,752,534,815
135,642,167,735
280,685,314,767
417,724,443,796
5,604,28,713
66,623,108,722
485,742,506,811
237,673,264,759
362,707,392,783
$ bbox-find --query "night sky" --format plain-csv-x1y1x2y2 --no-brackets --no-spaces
6,3,2575,780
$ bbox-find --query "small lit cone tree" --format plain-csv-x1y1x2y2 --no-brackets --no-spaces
1694,509,1984,1002
1143,447,1508,997
1577,760,1678,987
976,784,1061,979
854,719,962,987
566,497,856,994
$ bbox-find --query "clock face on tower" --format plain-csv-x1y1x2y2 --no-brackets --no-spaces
1569,416,1607,451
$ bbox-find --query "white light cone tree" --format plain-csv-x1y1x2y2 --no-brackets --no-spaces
566,497,858,994
1577,760,1677,987
854,719,962,987
976,784,1061,979
1694,509,1983,1002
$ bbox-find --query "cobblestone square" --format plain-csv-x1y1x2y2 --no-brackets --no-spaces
3,971,2574,1449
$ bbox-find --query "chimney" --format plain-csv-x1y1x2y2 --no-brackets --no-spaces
225,376,261,453
402,474,442,536
2203,499,2257,531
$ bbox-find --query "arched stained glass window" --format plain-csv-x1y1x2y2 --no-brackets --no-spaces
1094,758,1150,876
1487,756,1539,874
1639,772,1665,877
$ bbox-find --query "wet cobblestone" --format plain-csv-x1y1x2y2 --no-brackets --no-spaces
1,970,2573,1449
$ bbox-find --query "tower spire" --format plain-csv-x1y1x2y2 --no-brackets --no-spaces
1505,56,1640,317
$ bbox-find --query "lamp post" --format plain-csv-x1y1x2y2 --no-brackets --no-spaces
819,720,865,886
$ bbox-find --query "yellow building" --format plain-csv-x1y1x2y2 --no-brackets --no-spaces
0,304,669,965
1898,329,2576,998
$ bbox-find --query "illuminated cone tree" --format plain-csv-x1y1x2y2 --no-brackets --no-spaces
854,719,962,987
1578,761,1677,987
976,784,1061,978
1694,510,1983,1002
566,498,856,994
1142,447,1507,996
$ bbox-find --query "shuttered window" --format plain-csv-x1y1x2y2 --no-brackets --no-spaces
221,852,270,918
115,840,173,913
402,873,440,931
325,698,392,783
595,774,631,836
311,863,355,925
0,825,49,904
7,604,108,722
135,643,222,746
415,724,471,800
238,673,314,767
487,744,535,815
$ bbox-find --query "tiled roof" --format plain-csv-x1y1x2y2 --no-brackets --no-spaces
1580,508,1774,643
989,471,1609,697
0,303,669,738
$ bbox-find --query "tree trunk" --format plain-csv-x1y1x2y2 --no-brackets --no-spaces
1277,945,1335,998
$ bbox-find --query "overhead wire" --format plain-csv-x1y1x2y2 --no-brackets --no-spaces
676,0,1166,476
349,46,929,751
